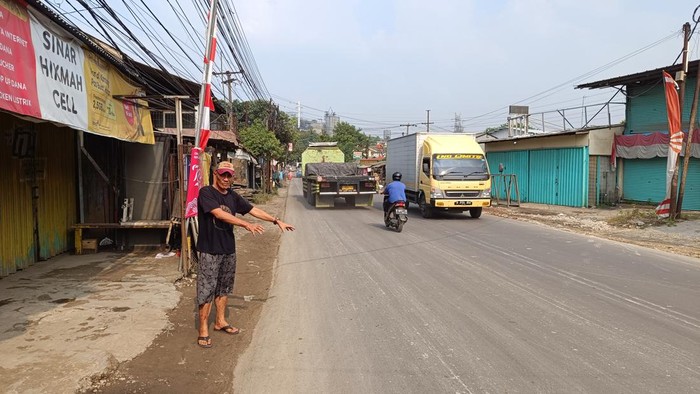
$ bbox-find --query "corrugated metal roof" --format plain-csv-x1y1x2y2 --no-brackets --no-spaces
576,60,700,90
155,128,238,145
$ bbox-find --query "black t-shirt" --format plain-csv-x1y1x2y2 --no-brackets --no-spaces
196,186,253,254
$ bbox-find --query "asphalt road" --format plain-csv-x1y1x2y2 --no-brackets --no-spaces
234,179,700,393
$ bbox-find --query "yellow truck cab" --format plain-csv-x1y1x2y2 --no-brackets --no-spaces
386,133,491,218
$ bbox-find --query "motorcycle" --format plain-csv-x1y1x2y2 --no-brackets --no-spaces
384,200,408,232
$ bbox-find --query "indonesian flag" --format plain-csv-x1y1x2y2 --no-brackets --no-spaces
185,0,219,218
657,71,683,218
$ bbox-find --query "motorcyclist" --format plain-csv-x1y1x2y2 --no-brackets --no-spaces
382,172,407,213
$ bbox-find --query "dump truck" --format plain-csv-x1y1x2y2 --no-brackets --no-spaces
386,133,491,218
301,142,376,207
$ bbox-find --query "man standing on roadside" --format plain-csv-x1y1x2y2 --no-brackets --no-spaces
195,161,295,348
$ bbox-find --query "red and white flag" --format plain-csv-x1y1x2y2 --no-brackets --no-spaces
185,0,219,218
657,71,682,218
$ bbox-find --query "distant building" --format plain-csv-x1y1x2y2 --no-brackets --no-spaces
309,120,324,134
324,109,339,135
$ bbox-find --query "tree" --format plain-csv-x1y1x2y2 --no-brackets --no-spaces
332,121,378,162
289,128,320,163
232,99,295,145
239,120,283,192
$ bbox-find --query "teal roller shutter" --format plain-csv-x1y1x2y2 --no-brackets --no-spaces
487,151,529,202
529,148,588,207
622,158,665,204
679,158,700,210
623,157,700,210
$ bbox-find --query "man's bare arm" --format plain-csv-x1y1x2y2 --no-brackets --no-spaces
248,207,295,231
210,208,264,235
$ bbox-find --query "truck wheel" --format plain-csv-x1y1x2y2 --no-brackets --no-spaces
469,207,482,218
419,195,433,218
345,196,356,206
306,183,315,206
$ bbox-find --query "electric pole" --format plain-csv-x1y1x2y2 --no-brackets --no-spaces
164,95,189,273
400,123,417,135
676,37,700,217
420,109,434,132
670,23,691,218
213,71,242,135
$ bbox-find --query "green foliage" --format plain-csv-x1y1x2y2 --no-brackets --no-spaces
289,128,320,163
232,99,295,145
332,121,379,162
239,120,283,160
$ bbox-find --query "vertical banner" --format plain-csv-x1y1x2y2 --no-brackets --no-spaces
657,71,683,218
185,0,219,218
0,0,41,118
185,147,203,218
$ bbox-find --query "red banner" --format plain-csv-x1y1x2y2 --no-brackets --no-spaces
0,0,40,118
185,147,203,218
663,71,683,152
659,71,682,218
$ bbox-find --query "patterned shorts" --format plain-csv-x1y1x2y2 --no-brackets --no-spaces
196,252,237,306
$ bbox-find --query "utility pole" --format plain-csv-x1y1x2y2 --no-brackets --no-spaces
420,109,434,132
670,23,691,218
676,46,700,217
297,101,301,129
400,123,417,135
164,95,190,272
213,71,242,135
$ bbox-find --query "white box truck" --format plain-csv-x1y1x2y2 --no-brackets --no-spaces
386,132,491,218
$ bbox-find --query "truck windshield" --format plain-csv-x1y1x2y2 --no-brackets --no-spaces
432,154,489,180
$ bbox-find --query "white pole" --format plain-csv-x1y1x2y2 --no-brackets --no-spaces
194,0,219,147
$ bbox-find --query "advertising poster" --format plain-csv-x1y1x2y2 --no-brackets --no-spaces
85,51,153,144
0,0,40,118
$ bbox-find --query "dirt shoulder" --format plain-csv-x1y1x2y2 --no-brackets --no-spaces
485,203,700,260
87,187,288,393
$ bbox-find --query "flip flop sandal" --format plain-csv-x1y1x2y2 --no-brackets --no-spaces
215,325,240,335
197,336,212,348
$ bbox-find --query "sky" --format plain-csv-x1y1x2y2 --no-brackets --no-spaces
45,0,700,137
231,0,700,135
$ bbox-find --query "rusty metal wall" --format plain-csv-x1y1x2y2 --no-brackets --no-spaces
0,114,77,277
36,123,77,260
0,116,34,276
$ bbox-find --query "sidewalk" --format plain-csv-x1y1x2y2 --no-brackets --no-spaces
0,251,182,393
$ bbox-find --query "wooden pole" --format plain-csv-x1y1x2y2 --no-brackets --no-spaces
175,97,188,273
669,23,691,218
676,61,700,217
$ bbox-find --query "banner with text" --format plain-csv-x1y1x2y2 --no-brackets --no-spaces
0,0,153,144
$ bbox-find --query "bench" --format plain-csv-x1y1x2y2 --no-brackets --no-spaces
73,221,171,254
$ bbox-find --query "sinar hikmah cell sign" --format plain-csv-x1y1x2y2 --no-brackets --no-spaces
0,0,154,144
